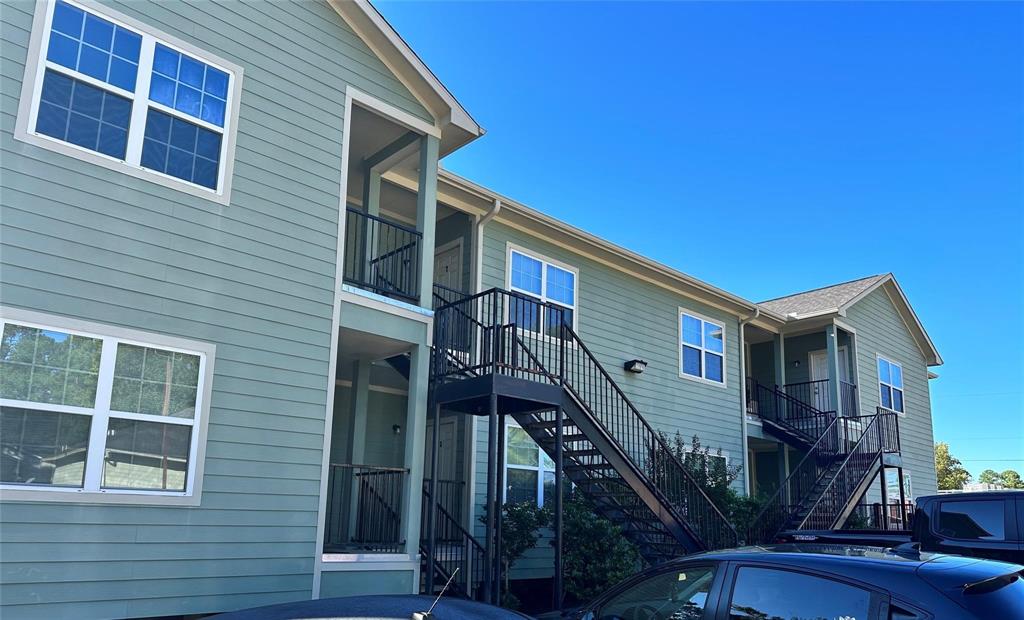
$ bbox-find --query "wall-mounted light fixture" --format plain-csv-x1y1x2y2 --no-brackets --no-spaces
392,424,402,435
624,359,648,374
792,360,801,368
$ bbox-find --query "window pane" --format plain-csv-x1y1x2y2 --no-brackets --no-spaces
141,109,221,189
46,1,141,90
542,471,555,508
682,345,701,377
878,358,891,383
545,306,570,339
682,314,702,346
149,44,228,127
545,265,575,306
510,252,542,295
0,323,101,407
102,418,190,491
893,388,904,413
0,407,90,487
703,321,724,353
110,344,199,418
705,352,723,383
890,363,903,388
729,567,871,620
880,384,892,409
939,500,1005,540
599,566,715,620
509,295,541,333
36,70,131,159
505,468,537,505
506,426,538,466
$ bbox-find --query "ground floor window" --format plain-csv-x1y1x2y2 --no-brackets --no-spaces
504,422,555,506
0,309,214,501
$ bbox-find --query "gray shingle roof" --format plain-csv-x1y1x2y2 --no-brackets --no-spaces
758,274,888,317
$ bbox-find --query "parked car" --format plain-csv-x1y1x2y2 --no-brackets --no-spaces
211,594,532,620
551,544,1023,620
778,490,1024,564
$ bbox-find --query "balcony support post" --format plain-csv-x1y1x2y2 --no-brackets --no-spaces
897,467,908,529
416,134,439,307
484,393,499,604
347,360,370,540
773,333,786,387
825,324,843,415
553,405,565,612
402,344,430,557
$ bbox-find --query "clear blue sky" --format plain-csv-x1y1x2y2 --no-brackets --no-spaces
377,1,1024,478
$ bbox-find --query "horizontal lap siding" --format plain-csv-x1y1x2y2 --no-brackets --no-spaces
475,222,744,579
845,288,937,497
0,1,431,617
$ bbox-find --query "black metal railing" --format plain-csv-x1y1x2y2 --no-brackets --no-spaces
753,381,836,445
343,208,422,303
847,501,914,531
840,380,859,416
324,464,407,553
784,379,833,413
423,479,465,542
433,287,738,552
801,410,900,530
748,414,845,544
421,484,486,599
432,282,468,309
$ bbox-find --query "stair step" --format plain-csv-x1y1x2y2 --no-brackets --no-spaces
523,419,577,431
565,448,602,458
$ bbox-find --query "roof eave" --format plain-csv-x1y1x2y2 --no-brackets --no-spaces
331,0,484,157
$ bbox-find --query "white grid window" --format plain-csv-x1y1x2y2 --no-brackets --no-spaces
679,310,726,385
0,313,212,499
878,356,904,413
17,0,241,202
507,248,578,338
504,423,555,507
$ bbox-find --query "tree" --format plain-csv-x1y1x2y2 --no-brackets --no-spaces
559,492,641,603
935,442,971,490
479,501,549,609
978,469,1001,485
1000,469,1024,489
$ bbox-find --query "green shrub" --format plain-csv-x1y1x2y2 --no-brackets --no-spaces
560,492,642,603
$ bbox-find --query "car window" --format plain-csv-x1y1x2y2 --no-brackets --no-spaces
938,500,1005,540
729,567,873,620
597,566,715,620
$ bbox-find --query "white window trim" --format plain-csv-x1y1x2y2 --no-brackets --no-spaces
502,419,554,506
678,307,728,388
14,0,244,206
504,242,580,334
876,354,905,416
682,446,729,476
0,306,215,506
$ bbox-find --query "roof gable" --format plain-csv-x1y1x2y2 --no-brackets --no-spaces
761,274,942,366
329,0,482,155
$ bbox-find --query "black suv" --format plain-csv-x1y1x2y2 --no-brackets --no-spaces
570,544,1023,620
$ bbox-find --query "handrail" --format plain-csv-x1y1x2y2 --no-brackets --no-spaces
421,484,485,599
800,412,894,530
370,239,419,265
747,414,843,543
753,381,835,444
345,207,421,235
558,323,739,550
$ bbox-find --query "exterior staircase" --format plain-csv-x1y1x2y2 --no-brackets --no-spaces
430,287,739,567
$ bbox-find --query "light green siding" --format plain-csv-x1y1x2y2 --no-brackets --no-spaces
845,288,938,497
319,569,415,598
473,222,745,579
330,386,408,468
0,0,432,617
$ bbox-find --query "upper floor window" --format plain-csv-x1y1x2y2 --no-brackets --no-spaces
0,309,214,504
878,356,904,413
679,310,725,385
507,247,578,338
15,0,242,204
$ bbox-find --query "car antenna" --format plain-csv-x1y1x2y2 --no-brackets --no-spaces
412,567,459,620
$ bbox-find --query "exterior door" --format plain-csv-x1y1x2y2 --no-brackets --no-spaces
424,419,456,480
808,347,850,412
433,243,462,291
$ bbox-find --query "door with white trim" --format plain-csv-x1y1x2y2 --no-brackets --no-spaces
433,243,462,291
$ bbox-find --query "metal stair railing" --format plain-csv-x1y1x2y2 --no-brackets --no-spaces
753,381,836,445
800,410,900,530
420,483,486,600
